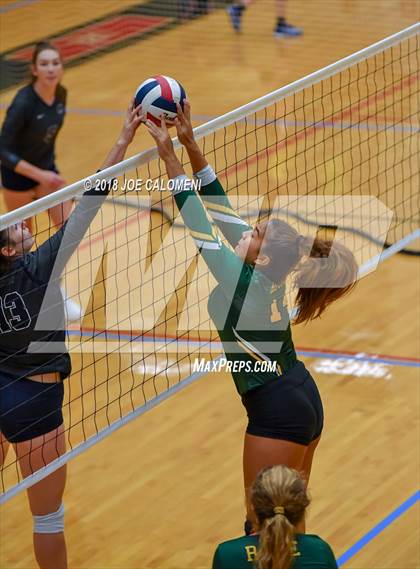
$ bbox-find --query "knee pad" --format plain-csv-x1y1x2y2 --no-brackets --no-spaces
33,503,64,534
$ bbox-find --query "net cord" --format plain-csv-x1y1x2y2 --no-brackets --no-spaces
1,22,418,230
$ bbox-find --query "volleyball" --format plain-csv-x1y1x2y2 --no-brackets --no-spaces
135,75,186,125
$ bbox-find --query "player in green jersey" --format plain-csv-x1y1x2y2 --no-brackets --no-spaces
146,103,357,533
212,465,338,569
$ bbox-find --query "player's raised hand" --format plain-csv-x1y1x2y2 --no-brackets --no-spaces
119,99,144,146
145,115,175,162
174,100,194,146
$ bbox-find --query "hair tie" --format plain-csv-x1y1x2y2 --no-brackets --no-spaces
273,506,285,516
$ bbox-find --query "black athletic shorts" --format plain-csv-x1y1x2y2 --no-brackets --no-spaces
241,361,323,445
0,372,64,443
1,164,59,192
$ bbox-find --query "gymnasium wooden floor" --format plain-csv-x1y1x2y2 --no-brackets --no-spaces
0,1,419,568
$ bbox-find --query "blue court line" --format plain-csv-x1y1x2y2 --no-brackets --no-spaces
65,329,420,368
337,490,420,566
0,0,40,13
0,103,418,134
55,110,420,134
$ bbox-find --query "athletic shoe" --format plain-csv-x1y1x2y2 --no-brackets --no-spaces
274,22,303,37
227,4,243,32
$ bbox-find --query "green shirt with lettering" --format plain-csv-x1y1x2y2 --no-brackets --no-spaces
212,533,338,569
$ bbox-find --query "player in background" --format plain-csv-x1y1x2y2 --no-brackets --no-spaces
212,465,338,569
0,101,143,569
0,42,81,320
0,42,70,230
227,0,302,37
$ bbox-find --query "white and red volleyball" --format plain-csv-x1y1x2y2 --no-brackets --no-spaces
134,75,186,125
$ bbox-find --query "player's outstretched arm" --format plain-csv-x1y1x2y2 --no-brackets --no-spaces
174,101,207,174
100,100,143,172
174,101,252,246
146,116,249,298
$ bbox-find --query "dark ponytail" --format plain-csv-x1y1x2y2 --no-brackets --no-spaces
260,220,358,324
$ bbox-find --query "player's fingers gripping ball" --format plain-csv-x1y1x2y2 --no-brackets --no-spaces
135,76,186,126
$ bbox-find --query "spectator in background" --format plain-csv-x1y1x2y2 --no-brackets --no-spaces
227,0,302,37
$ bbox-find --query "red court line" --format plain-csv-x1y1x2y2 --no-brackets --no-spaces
67,325,420,364
295,345,420,364
219,73,419,180
7,15,171,63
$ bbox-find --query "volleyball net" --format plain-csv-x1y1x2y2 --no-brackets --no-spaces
0,23,418,502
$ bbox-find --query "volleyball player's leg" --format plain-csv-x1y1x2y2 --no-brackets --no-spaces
300,435,321,485
34,184,72,229
14,424,67,569
0,431,10,466
2,188,35,232
243,434,307,527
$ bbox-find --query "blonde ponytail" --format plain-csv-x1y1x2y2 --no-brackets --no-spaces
257,512,295,569
293,237,358,324
251,466,310,569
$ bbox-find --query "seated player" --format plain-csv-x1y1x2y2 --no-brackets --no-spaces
212,464,338,569
145,101,357,535
0,101,143,569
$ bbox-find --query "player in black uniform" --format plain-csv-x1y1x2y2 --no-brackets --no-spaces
0,101,143,569
146,102,358,534
0,41,70,230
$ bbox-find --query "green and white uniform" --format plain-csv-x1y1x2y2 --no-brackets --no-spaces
172,165,298,396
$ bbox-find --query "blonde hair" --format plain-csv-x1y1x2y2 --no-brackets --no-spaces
251,465,310,569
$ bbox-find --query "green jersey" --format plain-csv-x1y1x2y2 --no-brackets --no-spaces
172,165,298,395
212,534,338,569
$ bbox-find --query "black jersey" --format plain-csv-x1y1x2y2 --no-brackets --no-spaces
0,183,109,380
0,84,66,172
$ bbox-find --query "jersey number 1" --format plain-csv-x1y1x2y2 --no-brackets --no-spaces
271,298,281,323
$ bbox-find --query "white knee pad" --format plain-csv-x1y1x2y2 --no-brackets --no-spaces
33,503,65,534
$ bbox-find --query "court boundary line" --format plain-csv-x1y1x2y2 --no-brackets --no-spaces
2,103,418,133
0,0,39,14
337,490,420,566
64,329,420,367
